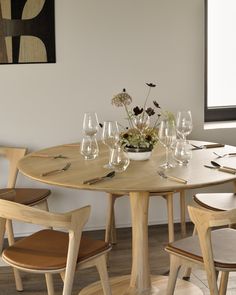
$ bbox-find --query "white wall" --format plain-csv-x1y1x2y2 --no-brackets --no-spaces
1,0,235,236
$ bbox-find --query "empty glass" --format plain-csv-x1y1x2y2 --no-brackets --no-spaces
102,121,119,168
80,135,99,160
110,145,130,172
176,111,193,141
133,113,150,131
83,112,99,136
158,119,177,169
173,140,192,165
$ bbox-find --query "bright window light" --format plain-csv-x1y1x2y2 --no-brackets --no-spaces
208,0,236,108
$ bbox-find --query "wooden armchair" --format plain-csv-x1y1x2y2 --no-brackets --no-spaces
0,146,51,291
0,199,112,295
165,205,236,295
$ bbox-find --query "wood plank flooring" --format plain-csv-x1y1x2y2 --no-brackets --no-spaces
0,223,236,294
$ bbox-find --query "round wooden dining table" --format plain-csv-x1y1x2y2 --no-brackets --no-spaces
18,140,236,295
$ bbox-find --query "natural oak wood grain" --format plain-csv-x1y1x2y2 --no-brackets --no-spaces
17,140,236,295
17,141,236,193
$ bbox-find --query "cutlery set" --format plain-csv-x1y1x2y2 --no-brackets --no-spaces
83,171,115,185
213,151,236,158
41,162,71,177
32,154,68,159
157,170,187,184
191,143,225,150
38,143,236,181
204,161,236,174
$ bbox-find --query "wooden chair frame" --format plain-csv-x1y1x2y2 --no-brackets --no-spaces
0,146,50,291
106,190,187,245
167,206,236,295
0,199,111,295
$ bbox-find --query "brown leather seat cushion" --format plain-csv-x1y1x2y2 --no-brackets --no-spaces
166,228,236,268
0,188,51,205
3,230,111,270
194,193,236,211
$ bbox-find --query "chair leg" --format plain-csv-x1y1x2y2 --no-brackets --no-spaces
105,194,117,244
182,226,198,280
164,193,175,242
6,219,23,291
167,255,182,295
179,190,187,237
45,273,55,295
96,255,112,295
219,271,229,295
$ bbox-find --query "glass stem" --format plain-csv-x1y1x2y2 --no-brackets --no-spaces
165,147,169,164
108,147,113,166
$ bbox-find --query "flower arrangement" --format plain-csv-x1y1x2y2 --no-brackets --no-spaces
112,83,173,150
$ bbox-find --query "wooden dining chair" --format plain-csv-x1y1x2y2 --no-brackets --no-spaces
165,205,236,295
105,190,187,244
0,199,112,295
182,190,236,279
0,146,51,291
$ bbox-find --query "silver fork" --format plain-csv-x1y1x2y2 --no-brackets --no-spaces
157,170,187,184
213,152,236,158
32,154,68,159
41,162,71,177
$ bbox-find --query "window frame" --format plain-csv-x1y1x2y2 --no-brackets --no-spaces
204,0,236,122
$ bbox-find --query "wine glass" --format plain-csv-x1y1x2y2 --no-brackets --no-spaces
158,119,177,169
80,135,99,160
83,112,99,136
101,121,119,168
133,114,150,131
110,144,130,172
176,111,193,141
173,139,192,166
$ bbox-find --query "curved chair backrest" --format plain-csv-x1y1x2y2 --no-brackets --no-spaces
188,205,236,294
0,147,27,188
0,198,91,260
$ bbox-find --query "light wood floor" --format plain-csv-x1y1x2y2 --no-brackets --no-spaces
0,223,236,294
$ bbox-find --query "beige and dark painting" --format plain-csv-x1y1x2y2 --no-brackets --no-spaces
0,0,55,64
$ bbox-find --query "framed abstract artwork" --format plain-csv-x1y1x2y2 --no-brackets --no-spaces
0,0,55,64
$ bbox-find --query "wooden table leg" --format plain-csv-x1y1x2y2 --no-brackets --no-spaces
79,191,203,295
129,191,151,291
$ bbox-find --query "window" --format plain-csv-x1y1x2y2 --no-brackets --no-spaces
205,0,236,122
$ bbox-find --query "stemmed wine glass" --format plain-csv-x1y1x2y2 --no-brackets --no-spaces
81,112,100,160
176,111,193,141
83,112,99,136
102,121,119,168
158,119,177,169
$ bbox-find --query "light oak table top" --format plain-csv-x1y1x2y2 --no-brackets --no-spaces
18,140,236,295
18,140,236,193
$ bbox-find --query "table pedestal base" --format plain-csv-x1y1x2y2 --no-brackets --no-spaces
79,275,203,295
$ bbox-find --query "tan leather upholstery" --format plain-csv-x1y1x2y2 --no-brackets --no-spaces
166,228,236,269
0,188,51,206
194,193,236,211
3,229,111,270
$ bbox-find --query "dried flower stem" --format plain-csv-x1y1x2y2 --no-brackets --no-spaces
124,103,134,128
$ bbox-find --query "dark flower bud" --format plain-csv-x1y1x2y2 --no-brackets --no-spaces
153,100,161,108
123,88,126,92
133,106,143,116
146,83,156,87
146,107,155,116
123,133,129,139
145,135,152,141
99,123,103,128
